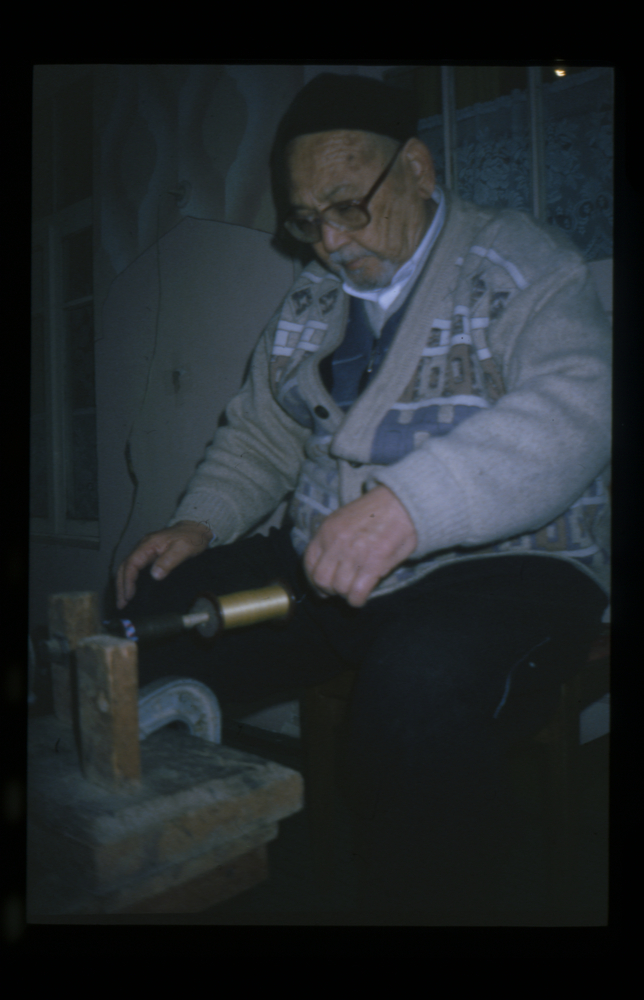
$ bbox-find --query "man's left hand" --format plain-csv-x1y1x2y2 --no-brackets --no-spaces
304,484,418,607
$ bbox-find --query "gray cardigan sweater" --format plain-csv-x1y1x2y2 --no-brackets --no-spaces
170,193,611,598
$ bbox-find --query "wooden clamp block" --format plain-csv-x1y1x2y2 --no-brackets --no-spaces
76,635,141,794
47,592,101,725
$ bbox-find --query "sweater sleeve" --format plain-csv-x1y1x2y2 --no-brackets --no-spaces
168,315,311,544
374,259,611,560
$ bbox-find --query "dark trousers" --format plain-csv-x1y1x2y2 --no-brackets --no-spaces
120,526,607,917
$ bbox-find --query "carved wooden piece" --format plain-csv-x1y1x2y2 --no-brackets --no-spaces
33,589,306,913
48,592,101,724
76,635,142,793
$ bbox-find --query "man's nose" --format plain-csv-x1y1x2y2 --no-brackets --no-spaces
319,221,353,254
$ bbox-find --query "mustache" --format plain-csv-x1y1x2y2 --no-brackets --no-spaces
328,248,381,266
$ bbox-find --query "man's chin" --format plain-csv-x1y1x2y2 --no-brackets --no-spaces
338,260,394,291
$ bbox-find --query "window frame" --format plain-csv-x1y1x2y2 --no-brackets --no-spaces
31,195,99,546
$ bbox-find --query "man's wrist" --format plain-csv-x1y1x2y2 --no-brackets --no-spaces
172,519,215,542
198,520,215,542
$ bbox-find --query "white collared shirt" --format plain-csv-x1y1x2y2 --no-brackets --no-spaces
341,187,446,315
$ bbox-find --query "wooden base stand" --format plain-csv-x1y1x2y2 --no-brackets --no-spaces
28,714,302,915
29,592,304,916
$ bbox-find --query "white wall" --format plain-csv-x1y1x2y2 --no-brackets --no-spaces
100,217,295,576
29,220,294,628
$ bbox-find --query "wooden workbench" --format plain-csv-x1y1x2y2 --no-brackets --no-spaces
28,714,303,915
28,592,304,915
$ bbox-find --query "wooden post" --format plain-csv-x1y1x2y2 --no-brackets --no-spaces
75,635,141,793
47,592,101,724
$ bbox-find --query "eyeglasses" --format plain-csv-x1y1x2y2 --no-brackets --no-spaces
283,142,405,244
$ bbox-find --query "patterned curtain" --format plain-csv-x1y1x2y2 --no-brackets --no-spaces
541,68,613,261
418,67,613,261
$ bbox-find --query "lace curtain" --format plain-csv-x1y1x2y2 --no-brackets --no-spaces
418,67,613,261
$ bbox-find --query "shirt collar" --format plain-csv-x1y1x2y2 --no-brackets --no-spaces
341,186,445,311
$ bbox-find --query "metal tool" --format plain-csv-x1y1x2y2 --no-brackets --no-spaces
102,580,295,644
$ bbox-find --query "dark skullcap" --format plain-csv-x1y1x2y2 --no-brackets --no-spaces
273,73,418,157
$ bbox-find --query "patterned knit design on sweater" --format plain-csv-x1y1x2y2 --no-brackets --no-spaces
268,246,609,598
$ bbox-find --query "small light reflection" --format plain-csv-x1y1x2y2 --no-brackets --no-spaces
554,68,566,77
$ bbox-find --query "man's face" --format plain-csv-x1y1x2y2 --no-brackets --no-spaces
287,130,435,290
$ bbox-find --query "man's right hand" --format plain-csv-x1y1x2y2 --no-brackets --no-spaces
115,520,213,610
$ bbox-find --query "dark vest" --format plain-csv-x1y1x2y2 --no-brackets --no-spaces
320,294,414,410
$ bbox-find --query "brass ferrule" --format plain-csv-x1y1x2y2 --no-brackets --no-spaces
217,582,294,630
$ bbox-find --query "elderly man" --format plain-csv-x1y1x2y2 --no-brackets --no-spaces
115,75,610,918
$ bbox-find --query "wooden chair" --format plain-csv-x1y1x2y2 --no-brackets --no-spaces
300,627,610,902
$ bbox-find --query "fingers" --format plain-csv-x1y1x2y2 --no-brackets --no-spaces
305,525,377,605
303,540,332,600
148,535,201,580
115,525,209,609
303,486,418,607
305,538,384,607
116,534,171,609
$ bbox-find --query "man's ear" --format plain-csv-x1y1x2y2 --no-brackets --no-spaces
404,138,435,200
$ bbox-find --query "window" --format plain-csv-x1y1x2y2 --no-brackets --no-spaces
31,69,99,543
